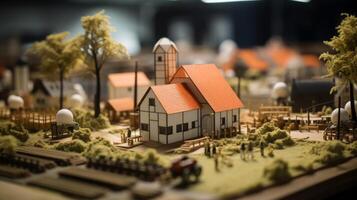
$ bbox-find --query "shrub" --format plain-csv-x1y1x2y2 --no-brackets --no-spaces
55,139,87,153
83,144,114,159
267,145,274,157
73,108,110,130
263,159,291,184
293,163,314,174
0,135,18,155
310,141,347,166
143,149,160,164
348,141,357,155
273,139,284,149
256,122,276,135
270,129,288,141
282,137,295,146
0,121,29,142
83,137,116,159
72,128,92,142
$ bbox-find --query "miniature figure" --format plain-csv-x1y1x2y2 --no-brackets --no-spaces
240,142,246,160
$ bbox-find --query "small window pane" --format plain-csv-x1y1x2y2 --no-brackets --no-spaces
167,126,173,135
149,98,155,106
221,117,226,125
183,123,188,131
159,126,166,134
192,121,196,128
176,124,182,132
233,115,237,122
141,123,148,131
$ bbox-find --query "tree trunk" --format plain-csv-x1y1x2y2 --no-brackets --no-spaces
59,68,64,109
349,81,356,124
94,67,101,118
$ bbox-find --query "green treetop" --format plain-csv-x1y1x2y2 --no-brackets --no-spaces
320,14,357,123
77,10,129,117
29,32,82,109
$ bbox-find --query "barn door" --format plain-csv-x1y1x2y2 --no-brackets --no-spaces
150,120,158,142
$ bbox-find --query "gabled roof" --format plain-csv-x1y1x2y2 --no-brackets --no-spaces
146,83,200,114
172,64,243,112
152,37,178,53
108,72,150,88
31,79,84,97
107,97,134,112
238,49,268,71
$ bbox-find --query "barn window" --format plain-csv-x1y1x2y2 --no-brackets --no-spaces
149,98,155,106
183,123,188,131
159,126,173,135
221,117,226,125
157,56,162,62
141,123,149,131
167,126,173,135
159,126,166,134
176,124,182,132
192,121,196,128
233,115,237,122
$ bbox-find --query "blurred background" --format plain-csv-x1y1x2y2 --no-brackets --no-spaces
0,0,356,109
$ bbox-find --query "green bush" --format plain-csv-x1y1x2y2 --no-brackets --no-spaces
55,139,87,153
72,128,92,142
267,144,275,157
310,141,347,166
143,149,160,164
282,137,295,146
273,139,284,149
270,129,288,141
83,137,116,159
263,159,291,184
348,141,357,155
73,108,110,130
256,122,276,135
0,120,29,142
0,135,18,155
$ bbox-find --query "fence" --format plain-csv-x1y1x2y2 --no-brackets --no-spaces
0,108,56,131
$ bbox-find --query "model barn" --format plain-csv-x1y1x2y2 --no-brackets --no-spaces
138,38,243,144
107,72,150,100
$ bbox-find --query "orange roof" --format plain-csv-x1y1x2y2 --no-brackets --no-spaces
150,83,200,114
267,48,296,68
238,49,268,71
173,64,243,112
302,54,320,68
108,72,150,88
107,97,133,112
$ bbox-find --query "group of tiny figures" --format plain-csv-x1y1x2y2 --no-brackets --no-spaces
240,140,266,160
204,139,267,172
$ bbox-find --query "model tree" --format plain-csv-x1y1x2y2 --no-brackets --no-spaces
320,14,357,124
77,11,129,117
29,32,81,109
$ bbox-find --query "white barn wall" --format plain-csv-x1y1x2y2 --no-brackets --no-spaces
108,83,148,100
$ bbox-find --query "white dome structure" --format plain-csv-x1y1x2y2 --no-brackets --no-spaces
68,94,84,108
272,82,289,99
331,108,349,125
344,101,357,116
7,95,24,109
56,109,74,124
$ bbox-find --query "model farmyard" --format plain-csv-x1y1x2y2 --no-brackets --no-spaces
0,11,356,200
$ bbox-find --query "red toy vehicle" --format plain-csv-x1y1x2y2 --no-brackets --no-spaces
170,156,202,184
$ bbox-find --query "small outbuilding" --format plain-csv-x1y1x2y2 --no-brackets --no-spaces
107,72,150,101
105,97,134,123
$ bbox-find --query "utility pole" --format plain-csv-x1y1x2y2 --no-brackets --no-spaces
133,61,138,111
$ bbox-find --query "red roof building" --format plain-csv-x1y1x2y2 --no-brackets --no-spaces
139,39,244,145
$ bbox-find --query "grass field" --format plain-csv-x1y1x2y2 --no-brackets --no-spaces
189,140,353,198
